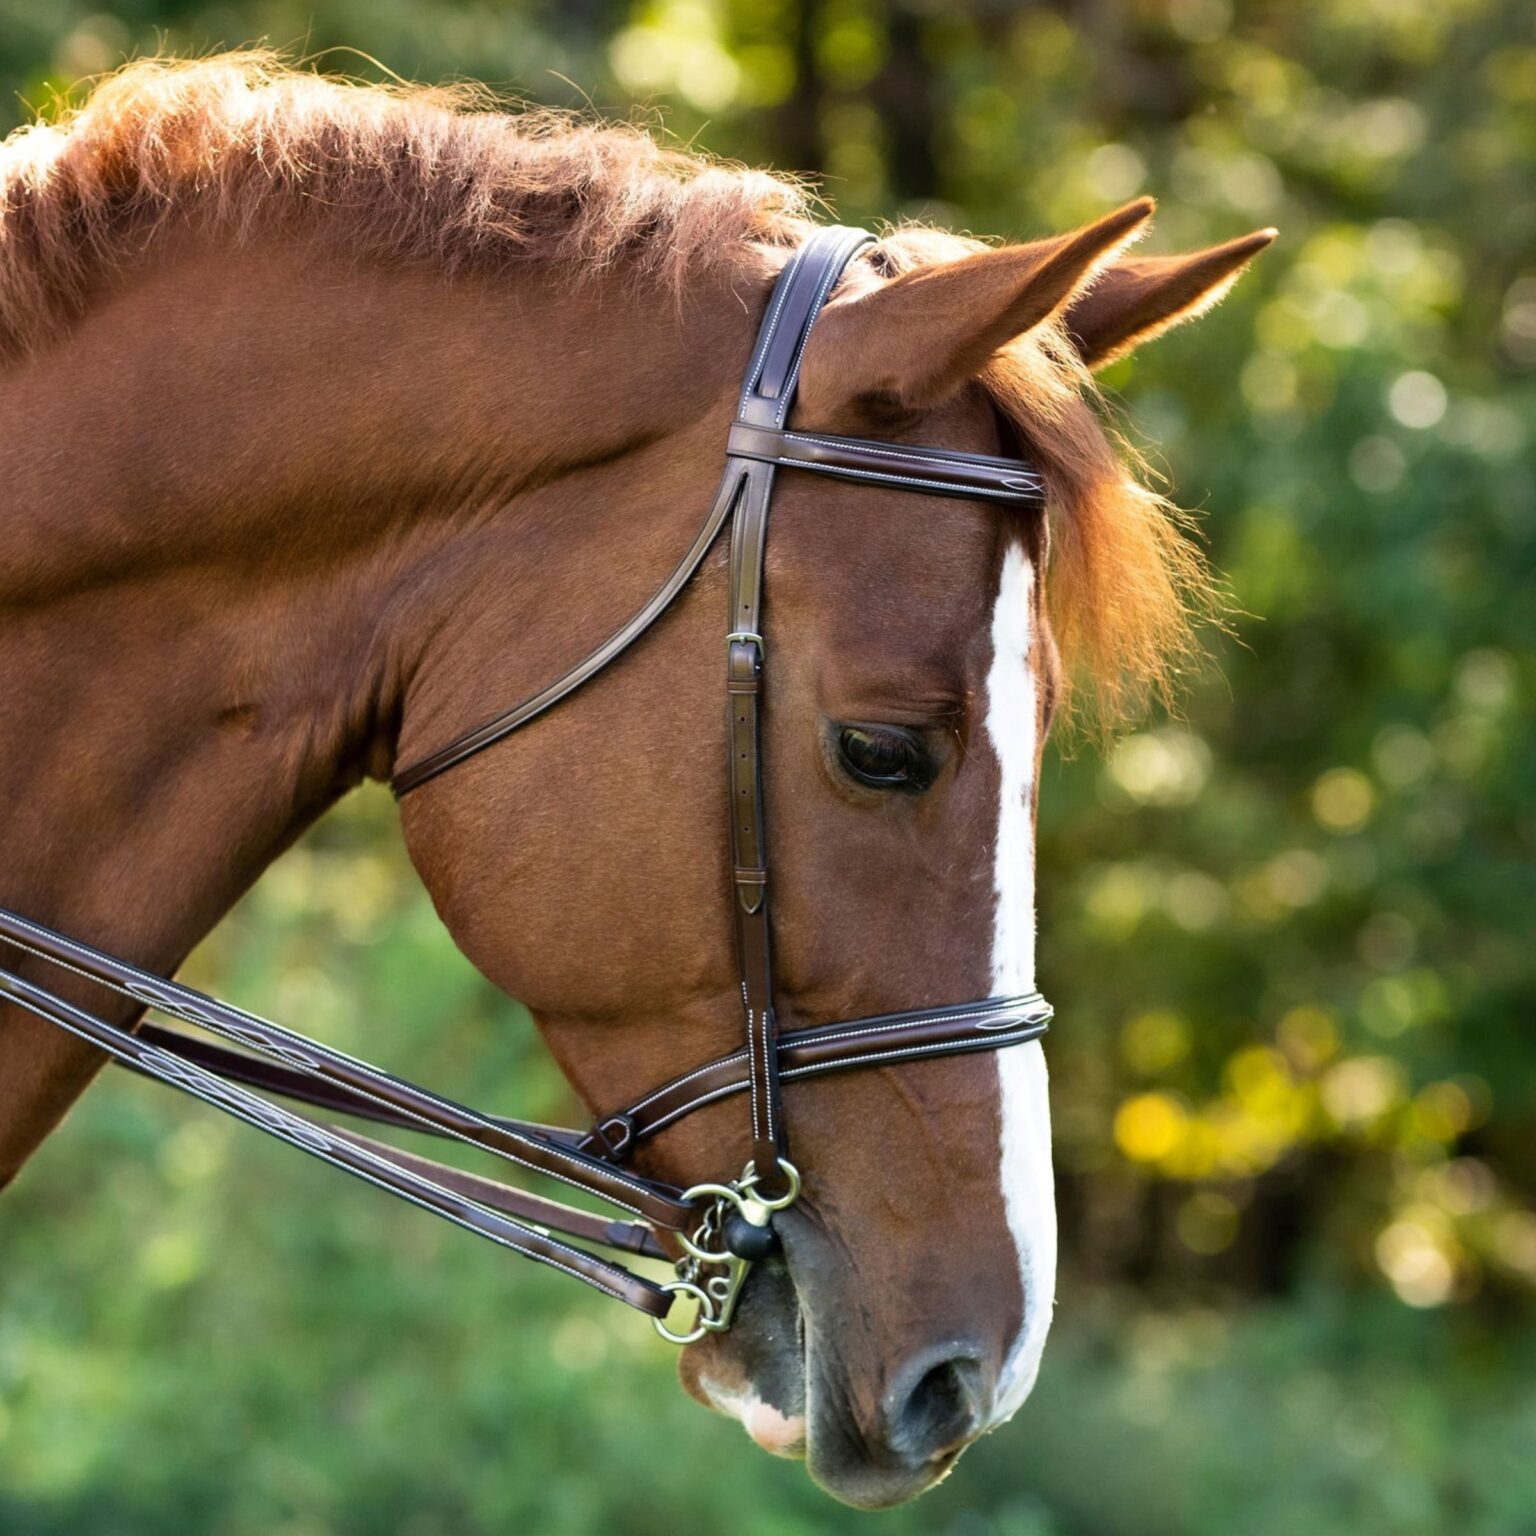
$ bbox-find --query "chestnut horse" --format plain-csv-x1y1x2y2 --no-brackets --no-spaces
0,55,1270,1507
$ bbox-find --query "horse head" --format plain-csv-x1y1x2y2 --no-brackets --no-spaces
394,206,1271,1504
0,55,1272,1511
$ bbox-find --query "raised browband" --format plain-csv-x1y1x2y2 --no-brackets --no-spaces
390,264,1049,799
726,423,1048,506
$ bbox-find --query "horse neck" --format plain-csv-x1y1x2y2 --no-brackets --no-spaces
0,229,755,1174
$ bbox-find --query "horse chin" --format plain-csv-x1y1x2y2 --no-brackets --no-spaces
677,1261,960,1508
679,1260,808,1459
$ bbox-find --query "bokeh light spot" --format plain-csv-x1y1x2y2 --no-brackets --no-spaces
1114,1092,1189,1164
1388,370,1448,429
1311,767,1376,833
1375,1217,1455,1307
1177,1191,1240,1254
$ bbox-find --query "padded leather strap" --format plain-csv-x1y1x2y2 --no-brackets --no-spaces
578,994,1053,1162
129,995,1044,1185
726,424,1048,506
121,994,1051,1180
0,912,1047,1314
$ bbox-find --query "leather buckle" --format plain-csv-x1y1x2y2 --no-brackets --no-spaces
726,634,763,694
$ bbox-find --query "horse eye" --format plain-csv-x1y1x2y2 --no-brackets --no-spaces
836,725,936,794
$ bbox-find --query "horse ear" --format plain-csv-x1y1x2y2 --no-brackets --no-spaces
1065,229,1277,370
796,199,1156,416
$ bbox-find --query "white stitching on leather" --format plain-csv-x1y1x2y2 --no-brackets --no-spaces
790,459,1043,500
0,911,663,1218
641,1023,1048,1138
620,997,1047,1118
739,245,806,411
782,431,1045,483
774,232,868,426
760,1004,775,1143
0,974,642,1302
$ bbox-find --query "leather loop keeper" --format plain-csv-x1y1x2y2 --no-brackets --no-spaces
590,1112,637,1161
726,641,761,685
734,867,767,914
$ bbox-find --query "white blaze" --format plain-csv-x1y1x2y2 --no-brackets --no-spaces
984,540,1057,1424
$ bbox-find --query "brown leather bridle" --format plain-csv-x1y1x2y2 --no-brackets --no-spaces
0,227,1053,1340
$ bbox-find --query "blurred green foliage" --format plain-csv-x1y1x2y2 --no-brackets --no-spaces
0,2,1533,1532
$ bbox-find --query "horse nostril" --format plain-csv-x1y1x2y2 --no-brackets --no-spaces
884,1348,987,1466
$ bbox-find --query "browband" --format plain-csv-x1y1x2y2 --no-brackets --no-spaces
724,424,1047,506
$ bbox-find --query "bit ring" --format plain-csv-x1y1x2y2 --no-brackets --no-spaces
653,1280,716,1345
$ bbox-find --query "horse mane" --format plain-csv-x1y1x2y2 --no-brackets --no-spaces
0,49,814,360
0,49,1207,730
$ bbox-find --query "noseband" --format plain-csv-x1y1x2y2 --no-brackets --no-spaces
0,227,1053,1341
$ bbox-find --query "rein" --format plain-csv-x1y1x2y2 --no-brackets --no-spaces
0,227,1053,1341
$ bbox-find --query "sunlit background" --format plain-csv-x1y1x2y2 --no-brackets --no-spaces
1,3,1532,1533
